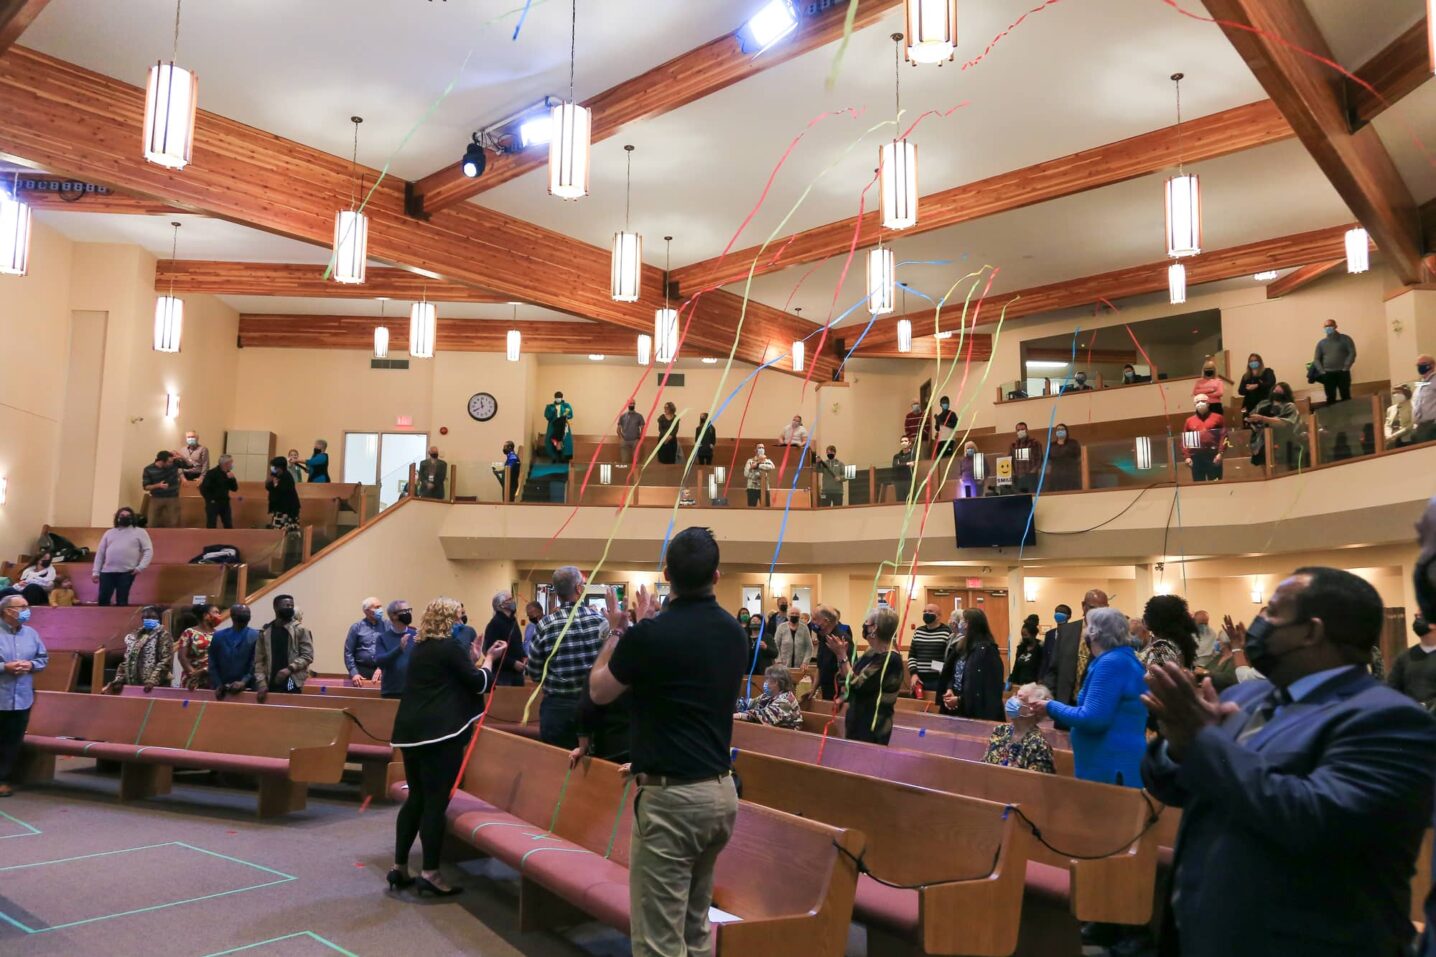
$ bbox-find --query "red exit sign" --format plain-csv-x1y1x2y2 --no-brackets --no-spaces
966,577,983,588
395,415,413,428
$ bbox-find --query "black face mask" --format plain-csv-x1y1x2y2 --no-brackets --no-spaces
396,611,413,626
460,614,468,625
922,613,937,625
275,606,295,622
1243,615,1304,675
313,448,322,456
116,514,134,527
777,605,788,614
789,616,800,625
429,452,439,459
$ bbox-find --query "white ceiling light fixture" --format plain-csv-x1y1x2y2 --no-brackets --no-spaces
1344,227,1370,274
153,221,184,352
881,33,919,231
896,318,913,353
655,236,679,363
701,356,718,364
739,0,799,54
588,354,605,361
0,173,31,276
373,298,389,359
143,0,197,170
905,0,957,64
637,333,652,366
410,298,436,359
332,116,368,284
504,302,519,362
868,246,895,315
1252,270,1278,281
1168,262,1187,305
792,337,805,373
1164,73,1202,259
611,144,642,302
549,0,590,200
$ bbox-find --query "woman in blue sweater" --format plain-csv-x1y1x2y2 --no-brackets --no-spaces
1037,606,1147,787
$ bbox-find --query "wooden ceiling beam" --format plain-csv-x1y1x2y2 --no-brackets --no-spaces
1201,0,1426,284
14,172,182,214
1265,259,1343,299
156,260,509,303
238,314,635,354
671,100,1294,293
407,0,903,214
0,0,49,55
1346,16,1432,128
0,47,830,378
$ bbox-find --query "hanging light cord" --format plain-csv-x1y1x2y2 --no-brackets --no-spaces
167,222,180,299
1173,73,1185,175
893,33,903,126
349,118,361,210
569,0,577,102
171,0,182,62
663,237,672,310
624,147,632,230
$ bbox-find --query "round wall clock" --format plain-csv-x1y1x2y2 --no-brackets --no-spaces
467,392,498,422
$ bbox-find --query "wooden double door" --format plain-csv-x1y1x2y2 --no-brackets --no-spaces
925,587,1011,672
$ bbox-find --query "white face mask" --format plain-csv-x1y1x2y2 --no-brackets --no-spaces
1016,429,1027,439
911,404,920,413
755,447,765,456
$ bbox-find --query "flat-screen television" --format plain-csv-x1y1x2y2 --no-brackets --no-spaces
953,495,1036,548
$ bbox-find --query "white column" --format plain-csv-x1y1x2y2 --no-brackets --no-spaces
1006,564,1025,662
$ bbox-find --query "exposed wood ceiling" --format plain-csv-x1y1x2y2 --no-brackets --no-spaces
238,314,622,354
1346,15,1432,128
1265,258,1343,298
155,260,508,303
0,0,48,55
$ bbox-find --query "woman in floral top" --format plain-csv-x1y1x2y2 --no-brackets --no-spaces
981,683,1056,774
179,603,223,690
735,665,802,729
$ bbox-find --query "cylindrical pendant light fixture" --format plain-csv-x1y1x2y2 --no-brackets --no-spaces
506,329,521,362
1344,227,1370,274
637,334,652,366
868,246,895,315
333,117,368,284
153,221,184,352
142,2,197,169
409,301,436,358
896,318,913,353
0,178,31,276
654,236,678,362
549,0,590,199
1164,75,1201,258
792,338,805,373
1168,262,1187,304
373,324,389,359
881,139,919,230
611,145,641,300
904,0,957,64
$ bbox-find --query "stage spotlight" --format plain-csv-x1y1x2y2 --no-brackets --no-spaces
461,136,486,178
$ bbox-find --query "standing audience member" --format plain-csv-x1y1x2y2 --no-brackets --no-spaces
1313,319,1357,405
1044,589,1108,709
389,596,508,897
417,446,447,500
656,402,681,465
1238,353,1275,428
306,440,331,483
482,591,526,686
903,398,930,445
982,683,1056,773
522,601,544,658
1046,424,1082,491
959,442,984,498
939,609,1004,720
572,668,632,768
1193,609,1219,667
694,413,717,466
1008,618,1044,686
1388,615,1436,709
286,449,306,484
1192,358,1225,416
1142,595,1199,671
91,508,153,607
143,451,182,528
1248,381,1306,468
199,454,239,529
1010,422,1043,493
0,596,47,797
891,436,914,502
774,605,814,674
587,528,746,957
779,414,808,448
1386,384,1415,448
210,605,259,697
736,665,802,729
105,606,173,693
175,431,210,481
179,604,220,691
743,444,774,508
254,595,313,702
1143,568,1436,957
811,606,855,703
374,599,416,699
933,397,959,457
344,598,386,686
501,441,522,501
836,607,904,745
1413,355,1436,444
1183,397,1227,482
526,566,609,749
265,456,301,530
766,597,789,648
907,604,952,694
817,446,845,507
1041,604,1071,691
1036,606,1146,786
744,615,777,674
617,401,644,463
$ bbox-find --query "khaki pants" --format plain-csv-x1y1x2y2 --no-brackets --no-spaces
629,775,738,957
148,497,180,528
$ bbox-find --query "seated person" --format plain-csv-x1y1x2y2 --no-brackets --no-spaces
735,665,802,729
981,683,1056,773
48,575,76,607
105,606,174,693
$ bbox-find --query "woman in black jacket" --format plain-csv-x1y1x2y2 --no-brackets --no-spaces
1008,617,1044,686
745,614,777,674
265,456,301,529
937,608,1005,720
389,597,507,897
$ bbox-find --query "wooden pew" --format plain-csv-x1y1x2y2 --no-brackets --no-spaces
799,709,1077,777
20,690,351,816
45,526,286,575
891,707,1071,750
390,729,862,956
485,684,543,738
117,685,396,801
31,651,80,693
178,480,361,509
731,721,1165,953
27,605,142,692
171,496,339,539
301,679,382,698
55,561,228,608
732,747,1029,956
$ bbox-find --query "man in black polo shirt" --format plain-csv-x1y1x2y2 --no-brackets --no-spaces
589,526,746,957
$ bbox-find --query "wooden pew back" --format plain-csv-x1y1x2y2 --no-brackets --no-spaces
486,684,542,724
891,706,1072,749
31,652,80,693
117,686,395,749
28,605,141,653
44,526,286,572
56,562,227,607
799,710,1078,776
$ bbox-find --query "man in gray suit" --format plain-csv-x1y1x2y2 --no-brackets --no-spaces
1144,567,1436,957
1042,588,1107,708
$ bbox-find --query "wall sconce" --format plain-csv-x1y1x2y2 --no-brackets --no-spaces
0,475,7,506
164,392,180,419
1023,581,1037,603
1153,580,1172,596
1250,582,1264,604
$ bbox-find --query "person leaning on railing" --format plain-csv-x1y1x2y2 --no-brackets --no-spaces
1246,382,1304,468
1386,385,1415,448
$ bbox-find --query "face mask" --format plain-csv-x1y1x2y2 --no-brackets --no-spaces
1420,363,1434,376
826,452,836,460
187,438,197,447
1123,371,1135,381
762,683,774,696
1075,375,1086,384
313,448,322,456
1243,614,1300,675
911,404,920,413
1195,404,1209,415
756,447,766,457
922,613,937,625
117,514,133,527
1004,696,1023,719
1324,327,1336,337
1054,611,1069,624
451,622,464,638
940,401,950,411
463,613,472,624
1249,361,1260,371
1016,429,1028,440
789,615,800,625
396,611,413,626
1414,616,1431,638
429,452,439,459
16,609,31,624
1203,368,1215,378
964,448,975,457
271,466,280,475
142,618,160,631
39,560,50,568
777,604,787,614
627,405,635,412
1271,392,1285,402
1055,429,1067,439
276,607,295,622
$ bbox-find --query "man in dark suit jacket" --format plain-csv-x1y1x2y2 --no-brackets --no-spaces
1143,567,1436,957
1042,589,1107,707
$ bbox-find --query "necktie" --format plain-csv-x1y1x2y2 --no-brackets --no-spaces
1237,687,1292,743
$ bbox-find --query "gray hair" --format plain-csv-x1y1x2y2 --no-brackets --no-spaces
553,566,583,600
866,607,898,643
813,605,839,627
0,595,23,612
361,596,382,613
1015,682,1051,704
1085,607,1130,655
385,599,410,618
492,590,514,613
763,665,793,693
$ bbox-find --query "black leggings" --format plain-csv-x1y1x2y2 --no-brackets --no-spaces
394,730,470,871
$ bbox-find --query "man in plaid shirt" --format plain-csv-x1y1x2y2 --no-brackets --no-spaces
526,565,609,749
